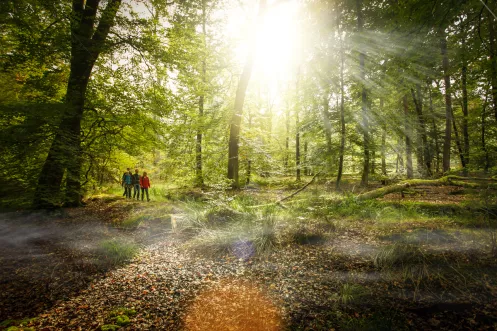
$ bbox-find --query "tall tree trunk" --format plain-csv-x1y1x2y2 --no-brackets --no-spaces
381,127,386,175
404,95,413,179
322,94,333,171
304,141,309,175
371,149,376,174
450,107,466,168
33,0,123,208
488,8,497,122
460,25,470,173
285,104,290,172
195,0,207,187
482,100,490,172
440,30,452,173
228,0,266,188
336,5,346,190
357,0,369,186
295,73,301,182
428,82,440,173
381,98,387,176
296,116,301,181
246,107,252,185
411,84,431,176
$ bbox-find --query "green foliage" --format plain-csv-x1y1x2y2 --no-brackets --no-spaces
184,205,280,257
98,239,139,265
121,215,147,229
0,317,37,330
374,243,425,270
338,283,369,306
101,325,120,331
108,308,137,318
113,315,130,327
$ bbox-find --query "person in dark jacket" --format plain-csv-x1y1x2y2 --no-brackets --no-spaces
122,170,133,199
140,172,151,202
122,168,131,196
132,169,141,200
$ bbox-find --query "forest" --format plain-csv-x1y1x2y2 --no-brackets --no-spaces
1,0,497,330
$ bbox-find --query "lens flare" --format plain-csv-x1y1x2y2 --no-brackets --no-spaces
184,279,282,331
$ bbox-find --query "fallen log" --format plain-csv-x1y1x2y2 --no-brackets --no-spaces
356,176,497,201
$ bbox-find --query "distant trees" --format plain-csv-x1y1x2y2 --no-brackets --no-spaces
2,0,497,209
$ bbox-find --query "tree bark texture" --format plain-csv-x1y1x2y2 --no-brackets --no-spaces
411,84,431,176
357,0,369,186
460,26,470,170
403,95,413,179
440,30,452,173
295,78,301,182
322,94,333,171
450,107,466,169
488,8,497,122
336,5,346,190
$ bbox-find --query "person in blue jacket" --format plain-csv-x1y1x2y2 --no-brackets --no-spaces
122,167,131,196
122,170,133,199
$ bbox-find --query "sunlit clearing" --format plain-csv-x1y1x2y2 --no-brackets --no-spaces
184,279,282,331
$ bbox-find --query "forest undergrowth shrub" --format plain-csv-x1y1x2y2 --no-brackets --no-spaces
338,283,369,306
372,243,470,300
374,243,426,270
98,238,139,265
120,214,148,229
184,206,280,257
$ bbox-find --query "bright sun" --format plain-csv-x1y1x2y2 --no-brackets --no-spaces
227,0,300,83
255,0,300,80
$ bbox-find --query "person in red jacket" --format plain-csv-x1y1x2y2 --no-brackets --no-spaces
140,171,151,202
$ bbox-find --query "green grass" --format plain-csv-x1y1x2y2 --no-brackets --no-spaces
183,205,280,257
373,243,425,270
98,239,139,265
338,283,369,305
0,317,37,331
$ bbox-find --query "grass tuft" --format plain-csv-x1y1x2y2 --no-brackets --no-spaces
98,239,139,265
338,283,369,305
374,243,425,270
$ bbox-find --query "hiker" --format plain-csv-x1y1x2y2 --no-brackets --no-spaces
140,171,151,202
132,169,141,200
122,168,131,196
122,170,133,199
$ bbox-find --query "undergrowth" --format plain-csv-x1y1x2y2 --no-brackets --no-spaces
98,239,139,265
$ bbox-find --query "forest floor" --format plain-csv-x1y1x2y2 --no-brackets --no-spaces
1,176,497,330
